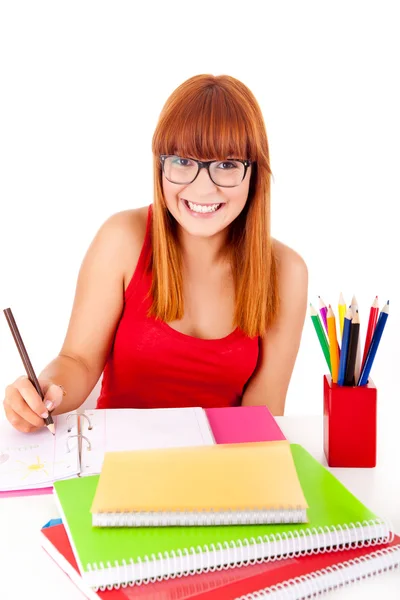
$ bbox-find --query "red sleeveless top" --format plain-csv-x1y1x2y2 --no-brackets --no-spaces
96,204,260,409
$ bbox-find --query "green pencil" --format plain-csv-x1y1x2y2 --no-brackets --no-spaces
310,303,332,373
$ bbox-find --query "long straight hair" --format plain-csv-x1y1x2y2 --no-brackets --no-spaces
146,74,279,338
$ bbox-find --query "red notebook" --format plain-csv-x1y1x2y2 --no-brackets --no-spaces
41,524,400,600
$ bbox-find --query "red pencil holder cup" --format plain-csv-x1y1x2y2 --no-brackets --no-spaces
323,374,377,468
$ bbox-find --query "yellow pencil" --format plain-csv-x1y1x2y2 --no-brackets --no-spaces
338,292,346,340
327,305,340,383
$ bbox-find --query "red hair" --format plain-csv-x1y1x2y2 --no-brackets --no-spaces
146,74,279,338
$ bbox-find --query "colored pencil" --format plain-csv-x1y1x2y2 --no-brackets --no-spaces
361,296,379,371
344,310,360,386
358,301,389,386
310,304,331,373
327,305,340,383
350,295,362,383
338,307,353,386
318,296,328,333
338,292,346,341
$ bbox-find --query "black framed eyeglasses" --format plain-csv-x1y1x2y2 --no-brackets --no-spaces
159,154,252,188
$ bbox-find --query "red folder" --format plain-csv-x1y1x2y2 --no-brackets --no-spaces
41,523,400,600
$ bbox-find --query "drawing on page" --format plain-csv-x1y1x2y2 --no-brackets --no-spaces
11,456,68,480
16,456,50,479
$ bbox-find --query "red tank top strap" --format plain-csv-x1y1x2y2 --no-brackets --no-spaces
124,204,152,303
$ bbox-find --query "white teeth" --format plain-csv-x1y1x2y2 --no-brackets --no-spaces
186,200,221,213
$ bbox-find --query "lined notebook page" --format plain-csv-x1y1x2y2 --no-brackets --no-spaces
79,407,215,476
0,414,80,490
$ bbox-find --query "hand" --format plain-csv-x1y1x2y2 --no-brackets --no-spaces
3,376,64,433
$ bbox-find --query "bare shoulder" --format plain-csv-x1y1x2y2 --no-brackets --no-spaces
272,238,308,289
98,206,149,291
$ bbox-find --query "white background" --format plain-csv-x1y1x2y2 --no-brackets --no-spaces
0,1,399,420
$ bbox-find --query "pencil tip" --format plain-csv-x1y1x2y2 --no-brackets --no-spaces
47,423,56,435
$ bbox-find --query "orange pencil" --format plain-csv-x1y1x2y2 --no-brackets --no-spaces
327,305,340,383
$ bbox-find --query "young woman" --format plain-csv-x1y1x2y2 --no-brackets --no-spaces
3,74,308,433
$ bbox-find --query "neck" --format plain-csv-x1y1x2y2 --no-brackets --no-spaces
178,228,230,271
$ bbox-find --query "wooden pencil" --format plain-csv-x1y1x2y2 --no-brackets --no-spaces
327,305,340,383
338,292,346,341
310,304,331,373
350,295,362,382
344,309,360,386
361,295,379,372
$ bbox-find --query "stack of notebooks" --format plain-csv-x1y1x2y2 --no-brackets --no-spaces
33,406,400,598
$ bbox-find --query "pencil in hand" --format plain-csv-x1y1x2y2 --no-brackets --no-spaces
3,308,55,435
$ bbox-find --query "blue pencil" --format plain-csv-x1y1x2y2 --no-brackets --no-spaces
338,307,353,386
357,301,389,386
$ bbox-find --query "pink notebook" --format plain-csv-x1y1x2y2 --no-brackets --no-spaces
205,405,286,444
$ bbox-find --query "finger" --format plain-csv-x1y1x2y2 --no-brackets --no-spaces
3,402,43,433
5,385,46,427
42,383,64,412
13,376,50,419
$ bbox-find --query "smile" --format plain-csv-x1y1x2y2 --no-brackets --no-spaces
181,198,225,216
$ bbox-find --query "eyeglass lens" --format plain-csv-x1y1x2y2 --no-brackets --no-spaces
163,156,245,186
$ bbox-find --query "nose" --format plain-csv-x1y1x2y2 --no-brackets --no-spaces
188,165,217,190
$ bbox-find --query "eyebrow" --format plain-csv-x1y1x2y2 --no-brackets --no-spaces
173,152,238,161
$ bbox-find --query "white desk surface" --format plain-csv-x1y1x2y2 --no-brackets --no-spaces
1,415,399,600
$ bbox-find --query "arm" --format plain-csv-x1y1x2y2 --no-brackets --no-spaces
40,210,139,415
241,241,308,415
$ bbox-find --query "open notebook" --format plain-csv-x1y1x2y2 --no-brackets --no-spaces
53,444,393,590
90,441,308,527
40,522,400,600
0,405,286,493
0,407,215,492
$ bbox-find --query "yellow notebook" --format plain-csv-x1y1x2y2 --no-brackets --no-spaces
90,441,308,527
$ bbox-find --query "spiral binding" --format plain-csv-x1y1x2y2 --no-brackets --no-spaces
65,413,93,471
66,412,93,432
235,543,400,599
66,434,91,453
92,507,308,528
82,517,393,591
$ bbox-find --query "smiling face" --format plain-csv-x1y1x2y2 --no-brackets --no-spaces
162,155,252,239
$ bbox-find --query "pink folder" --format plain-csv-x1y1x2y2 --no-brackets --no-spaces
0,487,53,498
205,405,286,444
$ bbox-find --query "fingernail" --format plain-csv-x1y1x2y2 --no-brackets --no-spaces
44,400,54,411
41,411,49,418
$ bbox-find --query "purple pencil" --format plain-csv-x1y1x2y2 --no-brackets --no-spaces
319,296,328,333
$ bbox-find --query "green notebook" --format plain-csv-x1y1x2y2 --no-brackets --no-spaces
53,444,389,590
